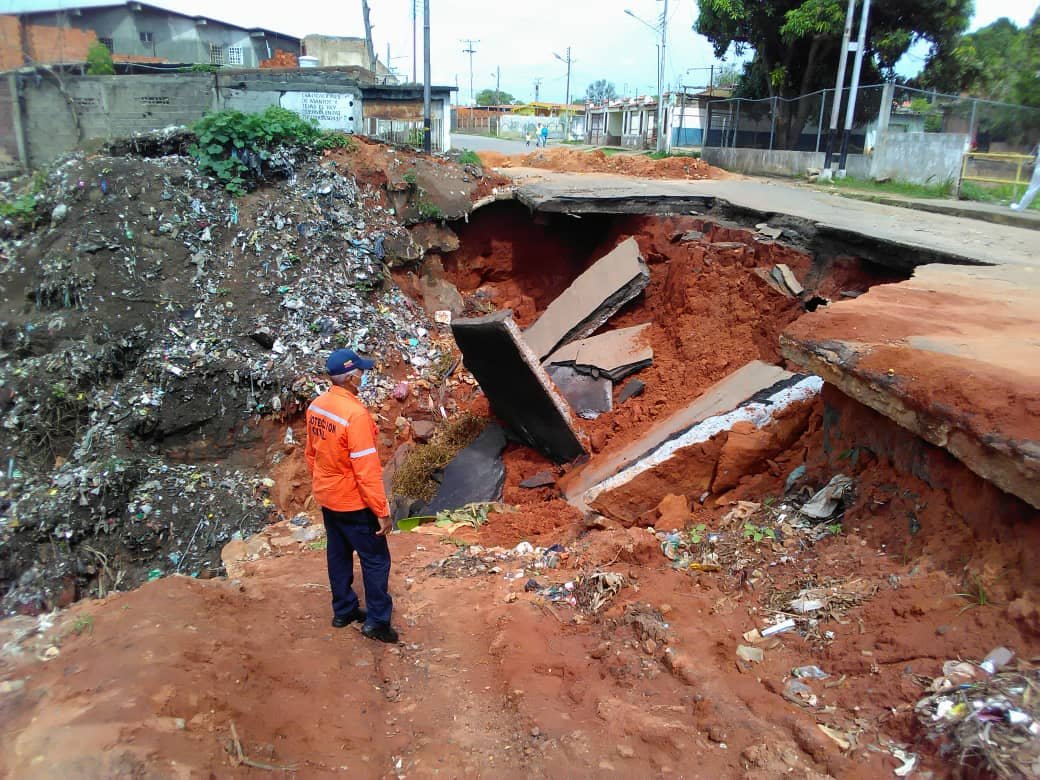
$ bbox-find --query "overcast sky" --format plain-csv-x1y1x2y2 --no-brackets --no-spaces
99,0,1040,102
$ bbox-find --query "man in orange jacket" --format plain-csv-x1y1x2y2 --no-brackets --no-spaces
305,348,397,643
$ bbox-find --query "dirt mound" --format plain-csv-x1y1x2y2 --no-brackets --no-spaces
477,147,724,180
0,135,493,614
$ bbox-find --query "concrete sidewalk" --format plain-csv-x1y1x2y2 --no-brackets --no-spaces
817,187,1040,232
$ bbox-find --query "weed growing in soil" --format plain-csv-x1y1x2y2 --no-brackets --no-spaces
743,523,777,544
190,107,352,194
72,615,95,636
458,150,482,167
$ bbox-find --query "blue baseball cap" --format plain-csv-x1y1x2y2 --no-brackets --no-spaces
326,348,375,375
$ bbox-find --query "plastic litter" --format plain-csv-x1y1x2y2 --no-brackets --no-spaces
762,618,797,637
980,646,1014,674
800,474,854,520
792,665,829,679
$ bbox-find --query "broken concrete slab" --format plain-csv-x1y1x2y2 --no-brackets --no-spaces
547,365,613,420
546,323,653,382
618,378,646,404
523,237,650,359
753,267,793,298
424,424,507,514
781,263,1040,509
773,264,804,296
560,361,804,513
520,471,556,489
452,311,586,463
583,373,822,522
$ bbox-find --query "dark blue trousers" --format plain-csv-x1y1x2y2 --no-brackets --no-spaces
321,507,393,627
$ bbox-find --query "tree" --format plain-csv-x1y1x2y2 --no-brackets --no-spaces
585,79,618,103
920,13,1040,107
695,0,971,148
475,89,516,106
85,40,115,75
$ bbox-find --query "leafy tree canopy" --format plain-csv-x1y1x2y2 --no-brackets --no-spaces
919,12,1040,107
86,40,115,75
585,79,618,102
475,89,516,106
695,0,971,99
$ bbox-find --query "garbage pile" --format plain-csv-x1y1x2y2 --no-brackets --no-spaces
655,473,856,582
0,134,472,614
915,648,1039,779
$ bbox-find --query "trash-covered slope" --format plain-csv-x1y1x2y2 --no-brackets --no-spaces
0,136,496,614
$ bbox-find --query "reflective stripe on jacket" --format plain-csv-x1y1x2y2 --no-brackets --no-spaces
304,385,390,516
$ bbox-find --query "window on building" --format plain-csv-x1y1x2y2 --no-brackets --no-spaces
139,31,154,45
97,37,114,52
209,44,224,65
226,47,243,65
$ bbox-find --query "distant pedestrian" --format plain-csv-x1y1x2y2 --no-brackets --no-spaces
1010,144,1040,211
535,123,543,147
525,130,532,147
306,348,398,644
541,123,549,147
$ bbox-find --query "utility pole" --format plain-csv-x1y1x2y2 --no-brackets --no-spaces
461,39,479,105
553,47,573,106
837,0,871,175
533,77,543,102
412,0,417,83
360,0,375,71
422,0,431,152
657,0,669,152
822,0,856,175
495,66,501,99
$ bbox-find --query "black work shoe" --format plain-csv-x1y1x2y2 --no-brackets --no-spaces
361,622,399,644
331,608,366,628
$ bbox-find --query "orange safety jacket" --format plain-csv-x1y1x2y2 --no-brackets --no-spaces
304,385,390,516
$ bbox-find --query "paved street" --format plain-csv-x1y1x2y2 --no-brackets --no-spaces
450,133,532,154
500,168,1039,269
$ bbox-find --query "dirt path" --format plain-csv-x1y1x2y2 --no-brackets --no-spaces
5,478,1031,779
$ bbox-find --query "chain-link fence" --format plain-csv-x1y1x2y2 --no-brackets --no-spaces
705,83,1040,155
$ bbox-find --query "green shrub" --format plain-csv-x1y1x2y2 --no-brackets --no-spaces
0,194,39,227
189,106,352,194
86,41,115,75
458,150,482,167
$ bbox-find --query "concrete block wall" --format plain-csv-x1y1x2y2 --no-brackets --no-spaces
18,73,213,166
871,132,968,186
5,68,453,169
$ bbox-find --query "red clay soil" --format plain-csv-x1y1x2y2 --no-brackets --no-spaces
476,147,725,180
4,389,1036,777
324,137,510,202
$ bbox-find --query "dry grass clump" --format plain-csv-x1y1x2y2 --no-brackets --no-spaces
391,413,486,502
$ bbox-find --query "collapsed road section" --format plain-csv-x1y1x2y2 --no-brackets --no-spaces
2,136,1039,778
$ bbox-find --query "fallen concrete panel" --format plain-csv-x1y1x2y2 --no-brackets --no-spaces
452,311,586,463
781,263,1040,509
547,365,612,419
547,323,653,381
424,424,507,514
584,376,823,521
562,360,793,505
523,237,650,359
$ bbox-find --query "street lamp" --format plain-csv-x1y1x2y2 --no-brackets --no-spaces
624,2,669,152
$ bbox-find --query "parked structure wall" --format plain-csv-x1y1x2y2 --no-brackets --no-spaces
0,68,454,169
